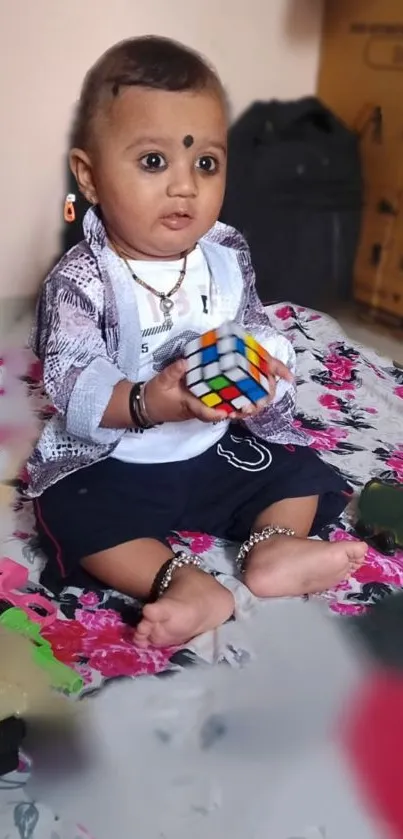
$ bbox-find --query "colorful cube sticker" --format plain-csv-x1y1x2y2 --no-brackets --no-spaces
184,322,272,410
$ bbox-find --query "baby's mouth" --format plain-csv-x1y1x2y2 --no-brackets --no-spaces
161,212,193,230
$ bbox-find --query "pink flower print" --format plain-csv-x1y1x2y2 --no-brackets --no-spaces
330,530,403,588
43,614,179,679
12,529,31,541
331,576,352,593
298,306,321,321
324,352,354,381
366,361,386,381
28,359,43,382
17,753,32,775
275,305,294,321
386,448,403,482
319,393,342,411
308,425,348,451
18,464,29,483
42,619,87,664
365,407,378,415
75,663,94,685
353,547,403,588
174,531,215,556
395,386,403,400
78,591,101,608
89,642,177,680
77,607,124,631
329,601,365,616
329,529,356,547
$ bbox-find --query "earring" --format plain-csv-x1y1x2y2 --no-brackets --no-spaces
64,193,76,223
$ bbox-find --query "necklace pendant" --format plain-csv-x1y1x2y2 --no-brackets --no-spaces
160,297,174,315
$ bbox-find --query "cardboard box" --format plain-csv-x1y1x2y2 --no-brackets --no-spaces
354,186,403,318
317,1,403,319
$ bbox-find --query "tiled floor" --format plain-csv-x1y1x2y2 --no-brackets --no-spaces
331,306,403,365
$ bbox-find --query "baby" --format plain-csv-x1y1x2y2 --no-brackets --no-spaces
26,36,366,646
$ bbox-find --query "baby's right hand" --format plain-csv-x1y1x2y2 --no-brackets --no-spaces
144,359,230,424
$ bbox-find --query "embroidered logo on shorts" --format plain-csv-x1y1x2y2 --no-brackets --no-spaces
216,434,272,472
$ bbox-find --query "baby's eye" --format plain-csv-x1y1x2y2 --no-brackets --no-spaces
196,155,219,174
140,153,167,171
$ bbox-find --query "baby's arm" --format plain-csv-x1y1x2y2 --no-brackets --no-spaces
259,331,296,408
238,248,298,439
32,273,128,445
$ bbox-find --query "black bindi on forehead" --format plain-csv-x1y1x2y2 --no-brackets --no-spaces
183,134,194,148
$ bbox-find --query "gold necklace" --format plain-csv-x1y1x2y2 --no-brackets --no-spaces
124,253,188,321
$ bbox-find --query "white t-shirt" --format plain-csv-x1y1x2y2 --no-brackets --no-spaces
112,245,229,464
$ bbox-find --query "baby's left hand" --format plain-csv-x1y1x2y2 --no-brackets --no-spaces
231,356,293,421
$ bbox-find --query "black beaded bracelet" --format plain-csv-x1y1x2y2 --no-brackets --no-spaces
128,382,155,429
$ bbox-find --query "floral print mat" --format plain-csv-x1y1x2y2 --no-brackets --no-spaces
1,302,403,837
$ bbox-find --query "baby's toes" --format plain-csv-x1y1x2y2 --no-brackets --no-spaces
133,618,153,646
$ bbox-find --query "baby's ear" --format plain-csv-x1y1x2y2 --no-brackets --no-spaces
69,148,98,206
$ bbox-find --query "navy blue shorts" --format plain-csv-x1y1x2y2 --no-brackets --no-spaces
34,425,350,588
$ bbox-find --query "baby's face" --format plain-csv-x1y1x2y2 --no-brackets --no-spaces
88,86,227,260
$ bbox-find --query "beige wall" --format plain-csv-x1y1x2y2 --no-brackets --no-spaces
0,0,323,308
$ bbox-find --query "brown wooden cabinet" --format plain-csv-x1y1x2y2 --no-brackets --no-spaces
317,0,403,321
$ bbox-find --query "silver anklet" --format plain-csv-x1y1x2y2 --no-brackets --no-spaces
149,551,202,602
236,525,295,574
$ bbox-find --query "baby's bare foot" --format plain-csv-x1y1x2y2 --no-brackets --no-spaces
133,567,234,648
244,535,367,599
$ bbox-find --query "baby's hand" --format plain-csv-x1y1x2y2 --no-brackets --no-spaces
144,360,230,424
242,355,294,419
144,355,293,425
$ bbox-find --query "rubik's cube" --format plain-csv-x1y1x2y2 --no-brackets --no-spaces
184,322,272,414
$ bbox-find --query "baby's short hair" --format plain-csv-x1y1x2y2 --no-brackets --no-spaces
72,35,225,150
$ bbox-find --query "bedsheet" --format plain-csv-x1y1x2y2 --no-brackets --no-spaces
1,303,402,836
7,303,403,682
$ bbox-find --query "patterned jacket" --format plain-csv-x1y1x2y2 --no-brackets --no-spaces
26,208,308,497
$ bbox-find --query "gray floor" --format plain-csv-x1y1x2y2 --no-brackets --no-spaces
26,600,384,839
334,306,403,364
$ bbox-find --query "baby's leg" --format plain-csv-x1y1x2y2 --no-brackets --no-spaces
82,539,234,647
243,496,367,598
